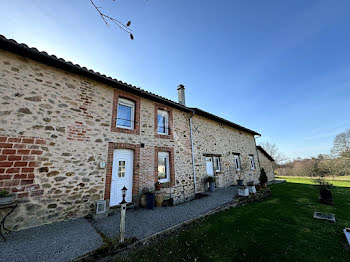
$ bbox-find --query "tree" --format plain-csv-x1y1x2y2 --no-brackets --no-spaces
90,0,134,39
331,129,350,157
258,141,287,164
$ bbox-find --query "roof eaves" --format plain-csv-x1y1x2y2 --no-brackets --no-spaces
191,108,260,136
0,34,192,113
256,146,275,161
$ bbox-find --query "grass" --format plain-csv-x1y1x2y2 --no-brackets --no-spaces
118,179,350,262
276,176,350,187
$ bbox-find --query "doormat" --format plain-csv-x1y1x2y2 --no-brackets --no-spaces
313,212,336,223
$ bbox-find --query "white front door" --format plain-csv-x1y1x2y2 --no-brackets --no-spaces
110,149,133,206
206,157,214,176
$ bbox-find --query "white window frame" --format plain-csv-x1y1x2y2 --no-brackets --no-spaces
214,157,221,172
234,154,241,171
157,110,169,135
158,152,170,183
249,155,256,170
116,98,135,130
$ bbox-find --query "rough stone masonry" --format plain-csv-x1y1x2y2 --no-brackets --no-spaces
0,43,262,231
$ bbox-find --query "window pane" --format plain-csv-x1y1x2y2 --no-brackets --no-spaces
158,156,167,179
117,104,132,127
157,115,166,134
118,161,126,177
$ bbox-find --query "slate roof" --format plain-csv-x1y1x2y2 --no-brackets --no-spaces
256,146,275,161
0,34,260,136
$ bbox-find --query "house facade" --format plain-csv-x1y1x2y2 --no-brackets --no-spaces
257,146,275,181
0,35,262,231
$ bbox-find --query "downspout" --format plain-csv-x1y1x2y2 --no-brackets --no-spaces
189,111,197,195
254,135,262,172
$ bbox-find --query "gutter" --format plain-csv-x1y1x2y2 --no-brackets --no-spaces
189,111,197,194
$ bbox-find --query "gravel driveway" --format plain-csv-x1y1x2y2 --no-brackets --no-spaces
95,186,237,239
0,186,237,262
0,218,102,262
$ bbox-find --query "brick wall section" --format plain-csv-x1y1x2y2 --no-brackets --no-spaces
67,121,91,141
104,142,140,204
110,89,140,135
0,136,44,198
154,146,175,187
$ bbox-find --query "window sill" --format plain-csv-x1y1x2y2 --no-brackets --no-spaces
158,182,172,188
155,133,173,139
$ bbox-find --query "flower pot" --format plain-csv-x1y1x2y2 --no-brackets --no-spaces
237,179,244,186
248,185,256,194
238,186,249,197
209,182,215,192
155,192,164,207
0,195,15,205
146,192,155,209
140,194,147,208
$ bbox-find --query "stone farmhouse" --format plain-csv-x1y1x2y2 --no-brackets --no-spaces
0,35,271,230
257,146,275,181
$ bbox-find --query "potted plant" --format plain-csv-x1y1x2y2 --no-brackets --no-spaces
155,181,161,191
237,179,244,186
246,181,256,194
155,191,164,207
0,190,15,205
205,176,216,192
259,168,268,188
140,187,149,208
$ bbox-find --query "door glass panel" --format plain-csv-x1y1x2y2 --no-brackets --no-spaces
118,160,126,177
206,157,214,176
158,156,167,179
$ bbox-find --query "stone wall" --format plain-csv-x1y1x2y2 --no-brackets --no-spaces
257,149,275,181
191,115,260,191
0,50,194,230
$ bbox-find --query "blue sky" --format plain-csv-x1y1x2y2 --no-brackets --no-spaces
1,0,350,159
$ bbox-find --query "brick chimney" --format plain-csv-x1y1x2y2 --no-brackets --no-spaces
177,84,185,106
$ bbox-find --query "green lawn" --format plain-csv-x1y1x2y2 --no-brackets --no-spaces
276,176,350,187
119,179,350,262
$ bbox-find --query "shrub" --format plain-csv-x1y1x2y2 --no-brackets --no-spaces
0,190,10,197
205,176,216,183
259,168,268,184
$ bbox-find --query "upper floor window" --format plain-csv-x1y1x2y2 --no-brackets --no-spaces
157,110,169,135
249,155,256,170
158,151,170,183
234,154,241,170
214,156,221,172
116,98,135,129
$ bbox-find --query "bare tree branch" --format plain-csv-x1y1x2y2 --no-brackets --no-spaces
90,0,134,39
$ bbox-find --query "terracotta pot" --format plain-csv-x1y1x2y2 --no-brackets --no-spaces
140,194,147,208
0,195,15,205
155,192,164,207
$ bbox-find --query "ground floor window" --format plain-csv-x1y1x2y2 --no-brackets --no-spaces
249,155,256,170
158,151,170,183
234,154,241,170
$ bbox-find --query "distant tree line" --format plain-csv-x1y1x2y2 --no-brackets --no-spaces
277,129,350,177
